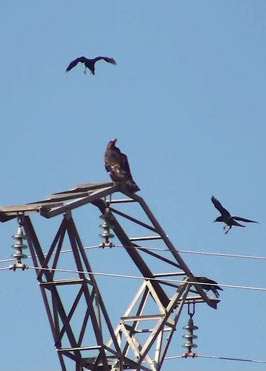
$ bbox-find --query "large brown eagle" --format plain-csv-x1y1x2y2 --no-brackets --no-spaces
211,195,258,234
66,56,117,75
104,139,140,193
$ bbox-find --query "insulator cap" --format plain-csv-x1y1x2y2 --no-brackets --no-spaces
182,312,198,354
183,342,197,349
100,221,109,228
99,207,115,248
183,318,198,330
10,222,28,270
12,251,28,259
12,227,27,241
99,231,115,239
12,242,28,250
183,334,198,340
183,324,199,331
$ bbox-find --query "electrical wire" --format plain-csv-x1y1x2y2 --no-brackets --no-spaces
1,242,266,292
1,244,266,266
4,264,264,293
0,266,11,271
4,255,266,366
165,353,266,364
0,245,101,264
93,244,266,262
3,248,266,366
6,263,266,365
172,248,266,261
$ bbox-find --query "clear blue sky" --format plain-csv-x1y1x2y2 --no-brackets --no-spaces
1,1,266,370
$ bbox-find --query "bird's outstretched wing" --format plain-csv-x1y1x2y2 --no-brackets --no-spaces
66,57,86,72
211,196,231,216
233,216,258,223
93,56,117,65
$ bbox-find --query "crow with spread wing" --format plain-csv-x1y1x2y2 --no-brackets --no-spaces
104,139,140,193
211,195,258,234
66,56,117,75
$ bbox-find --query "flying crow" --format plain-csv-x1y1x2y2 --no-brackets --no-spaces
104,139,140,193
194,276,223,298
211,195,258,234
66,56,117,75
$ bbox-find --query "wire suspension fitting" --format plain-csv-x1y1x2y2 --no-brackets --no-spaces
182,302,198,358
9,214,28,271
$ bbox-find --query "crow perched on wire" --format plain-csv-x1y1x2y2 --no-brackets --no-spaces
211,195,258,234
194,276,223,298
184,276,223,298
65,56,117,75
195,277,223,298
104,139,140,193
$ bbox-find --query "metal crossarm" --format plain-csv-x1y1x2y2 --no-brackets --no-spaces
0,181,219,370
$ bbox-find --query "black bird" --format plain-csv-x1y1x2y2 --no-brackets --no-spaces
66,56,117,75
104,139,140,193
211,195,258,234
194,276,223,298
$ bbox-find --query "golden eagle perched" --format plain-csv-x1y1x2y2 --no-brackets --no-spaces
65,56,117,75
104,139,140,193
211,196,258,234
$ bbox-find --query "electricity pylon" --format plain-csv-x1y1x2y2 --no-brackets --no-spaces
0,182,219,370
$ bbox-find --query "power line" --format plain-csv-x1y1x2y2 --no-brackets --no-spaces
4,260,265,367
1,244,266,266
4,264,265,293
84,244,266,262
0,266,11,271
1,244,265,292
3,261,266,365
174,248,266,261
165,353,266,364
0,245,100,264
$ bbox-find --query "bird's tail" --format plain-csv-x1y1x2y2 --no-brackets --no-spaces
125,179,140,193
212,289,220,298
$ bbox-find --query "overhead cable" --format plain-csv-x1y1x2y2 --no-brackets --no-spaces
0,244,266,266
5,265,263,292
165,353,266,364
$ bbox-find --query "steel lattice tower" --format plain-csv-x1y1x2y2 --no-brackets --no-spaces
0,182,219,370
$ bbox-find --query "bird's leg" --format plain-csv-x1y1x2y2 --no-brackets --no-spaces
224,226,231,234
84,67,86,74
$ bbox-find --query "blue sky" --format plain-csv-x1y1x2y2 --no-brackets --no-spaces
1,1,266,370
